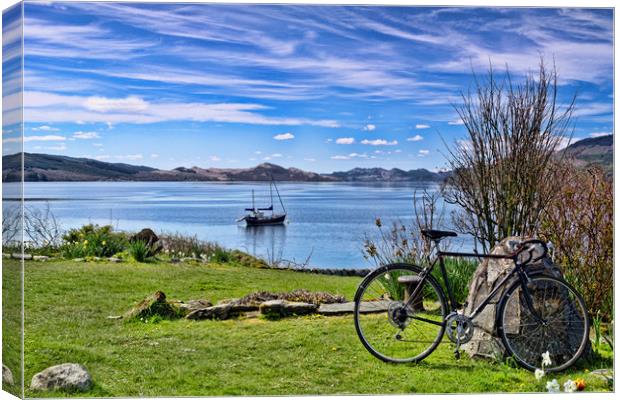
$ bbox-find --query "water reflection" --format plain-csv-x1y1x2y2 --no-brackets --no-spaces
241,224,287,264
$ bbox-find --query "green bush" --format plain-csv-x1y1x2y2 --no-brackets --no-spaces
432,257,478,305
159,232,232,263
61,224,127,258
128,240,152,263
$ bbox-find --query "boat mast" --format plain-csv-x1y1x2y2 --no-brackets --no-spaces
271,177,286,214
252,189,256,212
269,181,274,215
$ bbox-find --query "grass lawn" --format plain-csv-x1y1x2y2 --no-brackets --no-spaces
4,259,613,396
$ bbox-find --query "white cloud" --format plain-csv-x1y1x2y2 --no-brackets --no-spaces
84,95,149,112
73,131,100,139
271,153,283,158
348,152,368,158
3,135,66,143
589,131,612,137
304,158,317,162
151,153,160,159
23,92,340,128
273,132,295,140
418,149,430,157
363,124,376,131
209,155,221,161
115,154,143,161
448,119,465,126
336,137,355,144
93,143,104,147
394,149,402,153
556,136,583,150
331,155,350,160
407,135,424,142
416,124,430,129
32,125,59,131
361,138,398,146
254,150,262,154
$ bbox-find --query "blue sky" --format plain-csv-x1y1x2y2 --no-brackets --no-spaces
2,3,614,172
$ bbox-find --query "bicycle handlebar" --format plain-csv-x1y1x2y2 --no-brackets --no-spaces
510,239,548,264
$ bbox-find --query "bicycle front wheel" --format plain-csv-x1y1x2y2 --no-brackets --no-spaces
498,274,590,372
354,264,448,363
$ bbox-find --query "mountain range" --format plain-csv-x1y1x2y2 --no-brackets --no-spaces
2,153,449,183
2,135,611,182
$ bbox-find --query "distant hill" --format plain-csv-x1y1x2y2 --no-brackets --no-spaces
2,153,448,182
560,134,613,175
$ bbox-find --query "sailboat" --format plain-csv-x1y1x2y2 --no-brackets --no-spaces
238,179,287,226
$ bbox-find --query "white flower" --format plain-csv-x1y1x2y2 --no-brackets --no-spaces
563,379,577,393
541,351,552,367
534,368,545,381
546,379,560,393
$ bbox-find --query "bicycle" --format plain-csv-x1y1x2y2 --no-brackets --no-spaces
353,229,590,372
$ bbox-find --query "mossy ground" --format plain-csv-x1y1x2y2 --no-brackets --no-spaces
2,259,612,397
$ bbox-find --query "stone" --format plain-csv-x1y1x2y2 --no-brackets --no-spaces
30,363,92,392
3,364,14,386
125,291,181,320
590,369,613,379
12,253,33,260
186,304,233,320
130,228,162,255
106,315,122,320
317,301,390,315
462,236,580,360
33,255,49,261
107,257,121,263
259,299,318,318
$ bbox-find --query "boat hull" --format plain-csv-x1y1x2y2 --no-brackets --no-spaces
244,214,286,226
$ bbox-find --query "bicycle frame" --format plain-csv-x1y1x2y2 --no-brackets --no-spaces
403,242,545,324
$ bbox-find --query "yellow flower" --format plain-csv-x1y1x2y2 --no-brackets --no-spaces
102,240,106,246
83,240,88,245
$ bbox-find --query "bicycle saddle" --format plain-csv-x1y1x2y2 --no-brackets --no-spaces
421,229,458,240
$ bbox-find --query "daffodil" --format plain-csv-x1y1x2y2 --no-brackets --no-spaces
83,240,88,245
541,351,552,368
534,368,545,381
102,240,106,246
563,379,577,393
546,379,560,393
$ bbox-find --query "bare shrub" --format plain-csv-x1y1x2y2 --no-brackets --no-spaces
24,202,63,247
443,61,575,252
540,165,613,319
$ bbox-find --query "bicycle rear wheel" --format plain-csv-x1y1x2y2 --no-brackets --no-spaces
354,264,448,363
498,274,590,372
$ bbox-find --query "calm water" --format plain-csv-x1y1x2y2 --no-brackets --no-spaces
8,181,472,268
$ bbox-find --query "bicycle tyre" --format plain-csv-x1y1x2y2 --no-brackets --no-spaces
354,263,448,363
497,274,590,372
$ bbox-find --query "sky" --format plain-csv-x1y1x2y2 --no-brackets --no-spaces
2,3,614,173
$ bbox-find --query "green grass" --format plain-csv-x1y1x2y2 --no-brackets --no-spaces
5,259,612,397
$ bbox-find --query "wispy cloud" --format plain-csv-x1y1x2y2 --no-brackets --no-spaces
418,149,430,157
32,125,59,131
589,131,612,138
415,124,430,129
4,135,66,143
363,124,376,131
73,131,100,139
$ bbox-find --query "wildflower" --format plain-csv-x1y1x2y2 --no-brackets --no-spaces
563,379,577,393
541,351,552,367
534,368,545,381
574,378,586,391
102,240,106,246
83,240,88,245
546,379,560,393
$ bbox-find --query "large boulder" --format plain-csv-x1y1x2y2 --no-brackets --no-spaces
125,291,182,321
30,363,92,392
462,236,564,359
130,228,162,255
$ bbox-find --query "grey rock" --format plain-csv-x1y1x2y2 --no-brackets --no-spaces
186,304,233,320
107,257,121,263
33,255,49,261
180,257,201,263
590,369,613,379
106,315,122,320
259,299,318,318
178,299,213,313
30,363,92,392
462,236,575,360
12,253,33,260
216,298,239,305
3,364,14,386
